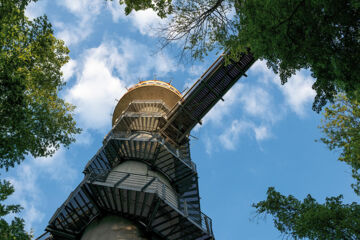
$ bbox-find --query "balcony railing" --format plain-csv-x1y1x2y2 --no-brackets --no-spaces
35,232,53,240
102,130,196,172
89,168,213,236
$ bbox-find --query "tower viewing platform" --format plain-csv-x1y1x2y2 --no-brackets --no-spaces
36,50,255,240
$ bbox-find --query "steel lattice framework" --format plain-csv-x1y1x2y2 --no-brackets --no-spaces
36,51,255,240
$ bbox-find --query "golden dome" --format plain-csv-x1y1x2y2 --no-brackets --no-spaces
112,80,182,126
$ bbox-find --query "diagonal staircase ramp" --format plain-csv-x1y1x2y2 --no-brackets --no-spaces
161,52,255,145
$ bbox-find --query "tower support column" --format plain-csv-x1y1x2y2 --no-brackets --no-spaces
81,215,157,240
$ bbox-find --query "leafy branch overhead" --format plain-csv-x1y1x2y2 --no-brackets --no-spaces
0,0,81,170
319,93,360,195
0,180,31,240
252,93,360,240
115,0,360,112
253,187,360,240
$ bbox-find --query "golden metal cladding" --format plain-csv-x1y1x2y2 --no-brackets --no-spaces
112,80,182,126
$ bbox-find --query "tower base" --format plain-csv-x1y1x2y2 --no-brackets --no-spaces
81,215,156,240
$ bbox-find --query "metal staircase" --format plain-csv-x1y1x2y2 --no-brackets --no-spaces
161,51,255,145
37,51,255,240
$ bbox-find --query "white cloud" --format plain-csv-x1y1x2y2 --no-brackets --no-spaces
6,164,43,231
6,148,78,231
203,83,244,125
202,133,217,156
66,38,178,131
65,43,126,131
58,0,103,16
75,129,93,146
34,148,77,183
189,64,207,77
253,125,271,141
25,0,47,20
219,120,271,150
55,0,104,46
280,72,315,116
239,86,282,124
128,9,163,37
182,64,209,93
206,59,315,152
62,59,77,82
203,82,281,126
249,60,275,84
250,60,315,117
23,205,44,231
219,120,252,150
106,1,126,22
107,1,165,37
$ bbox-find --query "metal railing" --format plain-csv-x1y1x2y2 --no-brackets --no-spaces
102,130,196,171
88,168,213,235
35,232,53,240
182,54,225,101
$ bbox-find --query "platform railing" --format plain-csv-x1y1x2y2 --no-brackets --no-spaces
102,130,196,171
89,168,213,236
35,231,53,240
182,54,225,101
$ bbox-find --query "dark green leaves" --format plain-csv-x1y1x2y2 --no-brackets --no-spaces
114,0,360,112
0,0,81,170
229,0,360,112
117,0,173,18
253,187,360,240
0,180,31,240
319,93,360,195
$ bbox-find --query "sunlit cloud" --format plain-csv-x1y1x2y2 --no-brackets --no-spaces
55,0,104,46
25,0,47,20
65,38,179,132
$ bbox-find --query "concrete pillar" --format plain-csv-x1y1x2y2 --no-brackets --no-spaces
81,215,149,240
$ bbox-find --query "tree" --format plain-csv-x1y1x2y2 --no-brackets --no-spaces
253,187,360,240
0,0,81,237
113,0,360,112
252,94,360,239
119,0,173,18
0,180,31,240
319,92,360,195
0,0,81,170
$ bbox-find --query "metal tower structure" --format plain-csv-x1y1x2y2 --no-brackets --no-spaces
36,51,255,240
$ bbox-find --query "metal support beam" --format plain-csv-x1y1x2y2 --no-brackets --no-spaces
152,213,178,229
139,192,149,218
141,177,156,192
202,81,224,101
114,173,130,188
178,103,202,125
149,143,162,167
146,198,161,231
45,227,76,240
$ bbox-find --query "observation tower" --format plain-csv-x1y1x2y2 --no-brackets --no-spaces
37,51,255,240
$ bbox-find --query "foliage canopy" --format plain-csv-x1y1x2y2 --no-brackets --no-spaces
115,0,360,112
114,1,360,238
253,94,360,239
0,180,31,240
253,187,360,240
319,93,360,195
1,0,81,238
0,0,81,170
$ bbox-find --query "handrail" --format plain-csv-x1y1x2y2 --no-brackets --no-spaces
182,53,225,100
102,130,195,171
89,168,213,235
35,232,52,240
107,100,170,140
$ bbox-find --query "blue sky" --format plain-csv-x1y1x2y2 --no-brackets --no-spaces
3,1,359,239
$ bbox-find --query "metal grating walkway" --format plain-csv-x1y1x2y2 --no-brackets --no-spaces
161,52,255,145
44,170,213,240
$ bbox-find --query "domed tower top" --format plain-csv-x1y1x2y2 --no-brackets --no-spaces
112,80,182,126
